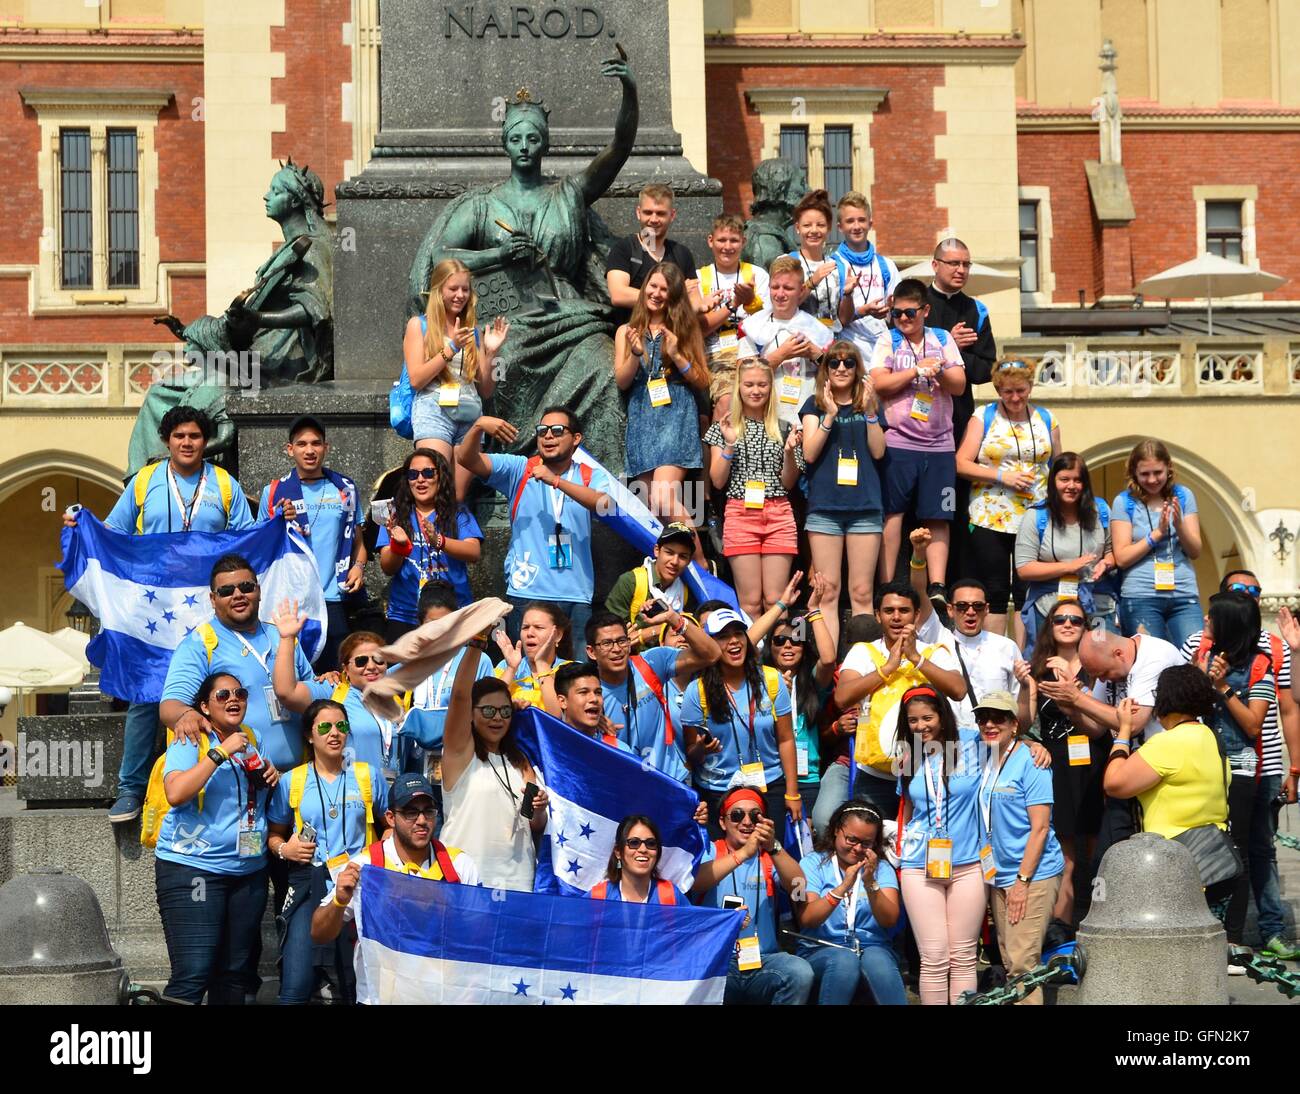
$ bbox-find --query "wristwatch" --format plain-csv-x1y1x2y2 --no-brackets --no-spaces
206,747,227,766
1016,872,1032,885
770,839,784,857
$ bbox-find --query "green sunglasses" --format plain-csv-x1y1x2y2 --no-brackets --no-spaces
314,720,351,735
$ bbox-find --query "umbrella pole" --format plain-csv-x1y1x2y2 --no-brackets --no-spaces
1206,276,1213,337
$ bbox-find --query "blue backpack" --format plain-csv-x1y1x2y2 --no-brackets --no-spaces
980,401,1054,442
389,317,479,439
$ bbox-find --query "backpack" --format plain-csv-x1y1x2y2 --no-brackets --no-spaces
852,641,947,775
391,316,479,439
1033,497,1111,539
287,760,377,848
713,838,775,897
140,723,260,849
628,654,674,746
696,665,782,720
980,402,1054,448
369,837,461,882
132,460,234,533
510,456,592,522
590,878,678,905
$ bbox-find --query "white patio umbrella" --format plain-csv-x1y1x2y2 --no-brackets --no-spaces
0,621,87,689
897,259,1020,296
46,627,92,672
1133,253,1286,335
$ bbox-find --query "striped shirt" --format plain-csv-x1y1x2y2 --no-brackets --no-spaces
1181,629,1290,778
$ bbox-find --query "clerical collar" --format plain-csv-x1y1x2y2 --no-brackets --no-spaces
931,285,963,300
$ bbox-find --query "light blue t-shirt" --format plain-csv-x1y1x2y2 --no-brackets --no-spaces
601,646,689,783
376,506,482,620
106,461,254,535
257,479,348,603
482,454,610,604
677,672,792,792
1111,484,1199,598
694,841,780,954
155,736,271,875
402,648,496,752
978,740,1065,889
304,682,401,775
267,762,389,866
160,620,314,771
797,851,899,952
588,880,677,904
667,678,688,763
897,728,984,870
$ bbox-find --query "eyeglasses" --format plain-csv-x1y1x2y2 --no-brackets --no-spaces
406,467,437,481
936,258,973,269
212,687,248,702
314,720,350,735
397,806,436,821
535,423,571,438
770,634,799,648
351,654,387,669
1051,614,1085,627
592,636,633,652
623,836,660,851
889,307,922,320
474,704,513,721
213,580,258,598
827,358,856,371
728,808,763,824
1227,582,1262,597
953,601,987,614
840,834,874,848
975,711,1015,725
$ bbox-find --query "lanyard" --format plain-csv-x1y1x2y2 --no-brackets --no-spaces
713,267,744,323
1000,405,1039,468
431,657,458,710
724,683,760,765
906,334,935,390
231,629,273,680
619,671,639,734
488,751,518,803
312,764,345,851
798,251,834,319
411,510,444,580
167,465,207,532
376,708,396,766
979,738,1018,836
830,858,861,946
922,747,945,831
851,261,878,310
1048,520,1084,564
1140,501,1176,561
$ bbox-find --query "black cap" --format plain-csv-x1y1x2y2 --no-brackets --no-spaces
390,773,436,810
656,522,695,549
288,414,327,442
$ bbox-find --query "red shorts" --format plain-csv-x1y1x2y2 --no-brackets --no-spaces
723,496,798,556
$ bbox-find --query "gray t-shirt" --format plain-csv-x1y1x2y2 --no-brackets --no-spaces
1014,511,1114,618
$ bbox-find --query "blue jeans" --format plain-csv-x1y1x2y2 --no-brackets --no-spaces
805,942,908,1005
506,594,592,657
119,700,161,798
1118,595,1203,650
1250,774,1287,941
155,858,267,1004
813,763,851,835
723,951,814,1005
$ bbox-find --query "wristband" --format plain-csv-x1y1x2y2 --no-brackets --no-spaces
720,451,735,461
775,599,789,614
819,419,834,431
806,609,823,623
276,841,287,861
213,745,230,763
783,793,802,802
1290,767,1300,777
1145,532,1156,548
824,890,842,906
389,536,413,558
332,892,348,908
671,616,687,636
1111,738,1131,751
909,556,927,570
995,466,1005,484
865,414,880,424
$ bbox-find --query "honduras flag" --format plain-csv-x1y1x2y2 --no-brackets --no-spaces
354,866,740,1004
510,707,706,896
59,513,325,704
574,445,742,614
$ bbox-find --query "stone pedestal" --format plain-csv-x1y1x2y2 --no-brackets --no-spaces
15,714,123,807
1077,832,1228,1005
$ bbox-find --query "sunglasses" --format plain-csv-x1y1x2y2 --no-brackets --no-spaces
953,601,987,614
623,836,660,851
213,580,257,598
728,809,763,824
397,806,436,821
975,710,1015,725
535,423,571,438
212,687,248,702
406,467,437,481
475,704,513,721
889,306,922,320
314,720,350,735
770,634,799,648
1051,614,1085,627
351,654,387,669
1227,582,1261,597
827,358,856,371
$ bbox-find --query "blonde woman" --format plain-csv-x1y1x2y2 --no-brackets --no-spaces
402,258,511,485
956,358,1061,639
800,340,886,649
704,359,804,621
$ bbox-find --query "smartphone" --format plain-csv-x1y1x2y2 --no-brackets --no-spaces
641,599,670,620
697,728,715,746
520,781,539,819
370,498,395,525
299,822,318,845
722,895,745,912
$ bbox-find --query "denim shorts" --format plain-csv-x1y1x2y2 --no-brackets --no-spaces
412,387,483,446
805,510,883,536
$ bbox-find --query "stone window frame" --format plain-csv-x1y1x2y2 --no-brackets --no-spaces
1017,185,1055,308
745,87,889,233
20,88,172,314
1194,184,1258,282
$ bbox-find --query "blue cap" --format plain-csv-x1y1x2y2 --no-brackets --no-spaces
390,773,436,810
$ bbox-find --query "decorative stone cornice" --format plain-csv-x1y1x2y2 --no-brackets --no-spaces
745,87,889,115
706,33,1024,66
1018,104,1300,132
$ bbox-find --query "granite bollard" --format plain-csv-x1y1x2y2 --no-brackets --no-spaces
1077,832,1228,1005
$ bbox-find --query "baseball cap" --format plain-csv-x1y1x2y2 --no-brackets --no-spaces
704,608,747,637
972,690,1017,717
656,522,696,550
391,773,436,810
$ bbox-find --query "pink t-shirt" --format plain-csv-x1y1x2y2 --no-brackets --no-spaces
869,325,965,452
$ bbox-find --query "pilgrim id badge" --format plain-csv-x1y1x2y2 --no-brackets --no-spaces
737,762,768,793
548,533,573,570
737,934,763,971
778,373,802,405
980,844,996,883
438,383,461,407
1067,735,1091,766
837,455,859,487
926,837,953,880
1153,561,1176,591
910,392,934,422
648,376,672,407
1057,575,1079,600
743,480,766,510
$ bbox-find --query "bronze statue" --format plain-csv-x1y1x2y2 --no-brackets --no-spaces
125,361,236,477
741,158,809,271
407,52,638,470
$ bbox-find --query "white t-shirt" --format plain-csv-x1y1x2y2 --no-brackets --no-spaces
698,262,770,361
738,309,836,428
1090,634,1184,738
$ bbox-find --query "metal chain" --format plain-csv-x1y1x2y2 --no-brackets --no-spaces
1231,953,1300,998
1276,831,1300,853
956,953,1081,1005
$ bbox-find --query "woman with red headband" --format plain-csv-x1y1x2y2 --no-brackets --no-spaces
692,788,812,1005
896,685,986,1005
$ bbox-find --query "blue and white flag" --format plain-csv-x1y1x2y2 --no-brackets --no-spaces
355,866,740,1004
510,707,706,896
575,445,742,614
59,513,325,704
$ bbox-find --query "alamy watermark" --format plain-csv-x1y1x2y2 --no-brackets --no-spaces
0,733,104,788
147,349,262,396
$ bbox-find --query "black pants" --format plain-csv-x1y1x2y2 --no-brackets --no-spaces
1224,774,1256,945
312,601,350,673
1091,793,1138,875
962,525,1027,612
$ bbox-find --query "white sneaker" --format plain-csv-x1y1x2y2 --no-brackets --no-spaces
1227,945,1250,975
